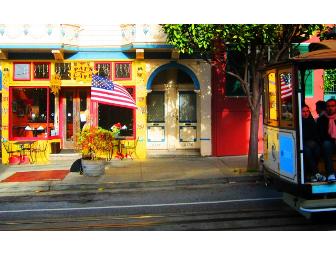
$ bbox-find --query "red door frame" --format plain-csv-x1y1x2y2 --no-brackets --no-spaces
59,87,91,148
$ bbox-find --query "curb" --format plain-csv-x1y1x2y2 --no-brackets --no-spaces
0,174,263,201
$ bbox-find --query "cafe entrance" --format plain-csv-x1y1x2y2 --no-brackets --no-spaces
60,88,90,149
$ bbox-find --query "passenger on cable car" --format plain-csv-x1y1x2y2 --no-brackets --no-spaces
302,104,325,182
315,100,327,120
316,98,336,182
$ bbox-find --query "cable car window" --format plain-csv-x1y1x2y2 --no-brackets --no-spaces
265,71,279,126
279,71,294,127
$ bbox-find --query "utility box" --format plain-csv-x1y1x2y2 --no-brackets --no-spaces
50,142,61,154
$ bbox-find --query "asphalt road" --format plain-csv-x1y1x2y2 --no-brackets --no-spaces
1,182,336,230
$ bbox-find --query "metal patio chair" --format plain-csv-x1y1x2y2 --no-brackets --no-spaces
123,137,139,160
1,138,21,159
31,141,49,162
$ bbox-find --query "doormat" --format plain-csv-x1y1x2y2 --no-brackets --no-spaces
1,170,69,183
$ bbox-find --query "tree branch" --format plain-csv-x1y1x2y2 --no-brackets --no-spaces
226,70,254,110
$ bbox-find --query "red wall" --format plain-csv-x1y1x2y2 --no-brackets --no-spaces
303,36,324,116
304,69,324,118
211,62,263,156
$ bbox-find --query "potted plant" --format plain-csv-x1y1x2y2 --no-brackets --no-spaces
77,126,114,176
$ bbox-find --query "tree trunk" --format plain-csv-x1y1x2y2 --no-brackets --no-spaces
247,100,261,171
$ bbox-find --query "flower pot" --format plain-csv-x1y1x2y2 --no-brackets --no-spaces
81,159,106,177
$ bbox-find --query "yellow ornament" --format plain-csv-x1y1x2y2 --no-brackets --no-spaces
50,73,62,95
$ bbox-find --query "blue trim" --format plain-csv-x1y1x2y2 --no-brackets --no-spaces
200,138,211,141
147,62,200,90
0,70,2,90
66,52,135,60
312,183,336,194
121,43,173,51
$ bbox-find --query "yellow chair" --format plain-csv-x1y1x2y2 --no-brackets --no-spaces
124,137,139,160
1,138,21,160
31,141,49,162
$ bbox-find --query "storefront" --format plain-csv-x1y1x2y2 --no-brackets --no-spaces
0,56,212,164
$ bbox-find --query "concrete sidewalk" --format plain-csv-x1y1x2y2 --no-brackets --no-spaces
0,156,262,197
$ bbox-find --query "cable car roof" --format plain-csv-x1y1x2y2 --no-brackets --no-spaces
292,40,336,69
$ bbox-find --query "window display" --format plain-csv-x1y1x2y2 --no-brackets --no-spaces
11,88,57,139
98,87,135,137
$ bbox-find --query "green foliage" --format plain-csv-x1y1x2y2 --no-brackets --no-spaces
161,24,325,62
324,69,336,92
161,24,328,170
78,127,115,160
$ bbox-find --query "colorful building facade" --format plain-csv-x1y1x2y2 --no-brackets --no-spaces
0,24,212,163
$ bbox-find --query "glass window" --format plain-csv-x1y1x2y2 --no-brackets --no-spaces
298,69,314,97
226,50,246,96
179,92,197,123
147,92,165,123
114,62,132,80
268,72,278,123
279,71,294,126
55,63,71,80
95,63,111,80
79,91,88,130
48,93,57,137
98,87,135,137
33,63,50,80
11,88,57,139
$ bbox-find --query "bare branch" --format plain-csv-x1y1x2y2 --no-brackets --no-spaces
226,70,254,110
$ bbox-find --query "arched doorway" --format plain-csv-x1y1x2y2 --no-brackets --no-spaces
146,63,200,155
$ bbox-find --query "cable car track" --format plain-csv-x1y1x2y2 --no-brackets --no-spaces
1,204,329,231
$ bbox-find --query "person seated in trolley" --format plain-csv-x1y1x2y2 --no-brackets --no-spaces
302,104,325,182
316,98,336,182
315,100,327,120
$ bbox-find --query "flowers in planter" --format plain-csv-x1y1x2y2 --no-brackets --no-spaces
77,127,114,160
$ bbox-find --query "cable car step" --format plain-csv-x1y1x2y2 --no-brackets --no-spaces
300,198,336,213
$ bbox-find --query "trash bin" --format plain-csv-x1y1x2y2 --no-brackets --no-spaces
50,142,61,154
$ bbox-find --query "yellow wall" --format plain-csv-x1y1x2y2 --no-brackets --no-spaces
1,59,148,163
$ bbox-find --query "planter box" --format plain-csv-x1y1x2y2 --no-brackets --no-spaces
81,159,106,177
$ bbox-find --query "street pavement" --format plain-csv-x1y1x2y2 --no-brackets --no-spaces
0,156,262,199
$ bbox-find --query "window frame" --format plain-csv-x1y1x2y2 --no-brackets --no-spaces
94,62,112,80
32,62,51,81
146,91,166,123
13,62,31,81
97,85,136,140
264,69,280,127
113,61,132,81
9,86,59,141
54,62,72,80
225,50,248,98
278,67,296,129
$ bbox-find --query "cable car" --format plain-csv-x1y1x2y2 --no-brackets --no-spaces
262,40,336,217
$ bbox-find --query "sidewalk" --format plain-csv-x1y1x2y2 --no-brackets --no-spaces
0,156,262,197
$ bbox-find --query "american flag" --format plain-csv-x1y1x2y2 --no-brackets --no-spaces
280,73,292,99
91,75,137,109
